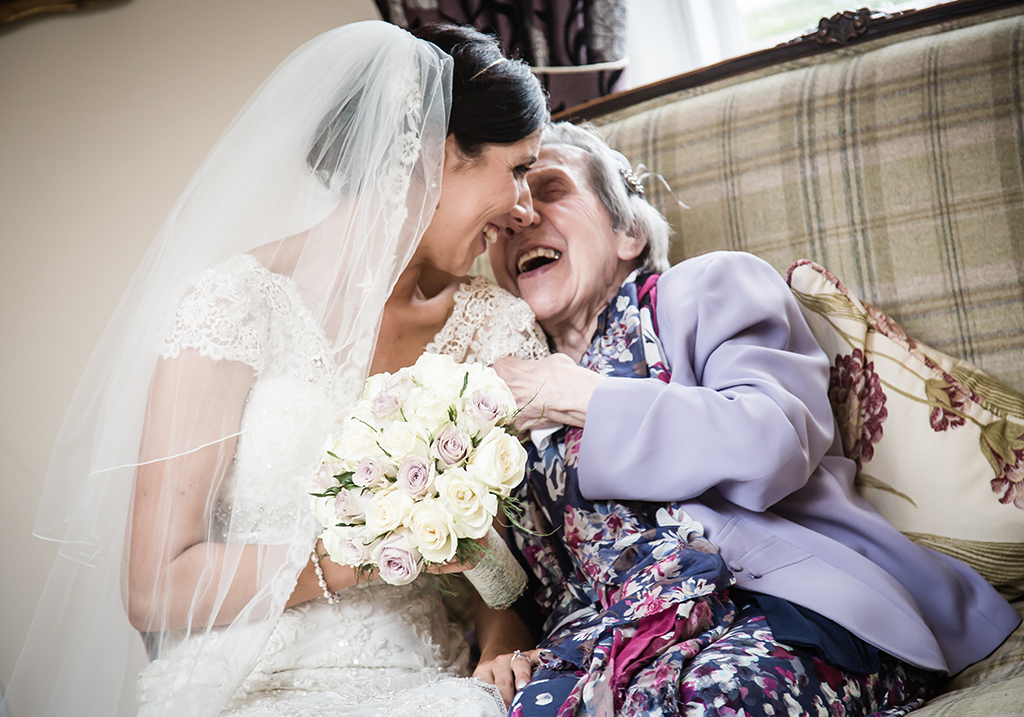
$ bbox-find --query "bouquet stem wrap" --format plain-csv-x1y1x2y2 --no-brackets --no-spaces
465,525,528,609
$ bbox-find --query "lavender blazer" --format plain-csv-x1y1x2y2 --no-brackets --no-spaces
577,251,1020,674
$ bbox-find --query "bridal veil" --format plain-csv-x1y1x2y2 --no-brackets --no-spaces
5,21,450,717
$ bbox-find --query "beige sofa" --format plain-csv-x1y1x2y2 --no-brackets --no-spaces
563,2,1024,713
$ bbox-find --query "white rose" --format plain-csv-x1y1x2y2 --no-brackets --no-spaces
362,371,394,402
410,353,462,392
322,525,375,567
370,528,422,585
407,498,458,564
468,429,527,497
435,466,498,540
406,385,454,428
365,488,415,537
336,422,383,471
379,421,421,459
311,495,339,529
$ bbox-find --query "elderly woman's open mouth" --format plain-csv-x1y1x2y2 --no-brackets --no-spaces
516,247,562,276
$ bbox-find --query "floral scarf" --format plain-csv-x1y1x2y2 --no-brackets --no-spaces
511,272,736,717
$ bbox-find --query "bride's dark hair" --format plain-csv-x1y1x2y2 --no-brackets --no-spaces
307,23,547,185
412,23,549,158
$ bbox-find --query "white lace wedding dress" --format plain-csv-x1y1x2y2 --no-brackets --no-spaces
137,254,548,717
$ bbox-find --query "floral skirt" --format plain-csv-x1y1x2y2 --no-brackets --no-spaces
510,601,942,717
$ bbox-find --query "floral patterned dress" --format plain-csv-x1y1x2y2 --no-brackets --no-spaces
508,273,941,717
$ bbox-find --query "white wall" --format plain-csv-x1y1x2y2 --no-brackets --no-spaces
0,0,379,709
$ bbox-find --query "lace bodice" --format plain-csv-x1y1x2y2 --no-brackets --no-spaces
144,255,546,716
162,254,343,543
426,275,549,365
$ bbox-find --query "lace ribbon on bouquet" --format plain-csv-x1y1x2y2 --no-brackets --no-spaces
464,526,527,609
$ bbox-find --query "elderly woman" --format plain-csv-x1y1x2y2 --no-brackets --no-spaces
477,122,1021,716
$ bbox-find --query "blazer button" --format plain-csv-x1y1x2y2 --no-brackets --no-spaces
728,562,743,573
747,571,762,579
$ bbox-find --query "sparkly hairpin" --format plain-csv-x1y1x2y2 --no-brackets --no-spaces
620,166,645,198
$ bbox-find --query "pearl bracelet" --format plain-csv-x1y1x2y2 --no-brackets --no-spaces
311,551,338,604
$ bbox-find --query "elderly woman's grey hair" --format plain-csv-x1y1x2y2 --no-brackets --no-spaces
542,121,672,273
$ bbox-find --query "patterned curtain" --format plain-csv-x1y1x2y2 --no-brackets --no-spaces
375,0,628,113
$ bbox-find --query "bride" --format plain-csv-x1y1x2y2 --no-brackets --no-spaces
4,20,548,717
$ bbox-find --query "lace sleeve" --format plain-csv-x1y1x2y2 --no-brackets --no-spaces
160,255,269,370
427,276,550,365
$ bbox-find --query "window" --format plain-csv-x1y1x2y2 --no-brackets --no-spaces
622,0,948,90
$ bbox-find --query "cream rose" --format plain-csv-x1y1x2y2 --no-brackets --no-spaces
411,353,464,393
365,488,415,536
468,429,527,497
405,385,453,427
311,495,338,529
336,422,382,471
408,498,458,564
435,466,498,540
379,421,421,458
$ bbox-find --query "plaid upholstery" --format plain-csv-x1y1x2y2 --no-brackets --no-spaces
593,8,1024,395
914,598,1024,716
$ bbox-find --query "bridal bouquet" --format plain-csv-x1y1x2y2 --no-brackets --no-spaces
311,353,529,608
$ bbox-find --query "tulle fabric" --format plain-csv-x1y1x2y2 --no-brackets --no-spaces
6,21,451,717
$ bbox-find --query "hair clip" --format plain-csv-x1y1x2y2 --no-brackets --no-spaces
469,57,507,81
620,166,645,198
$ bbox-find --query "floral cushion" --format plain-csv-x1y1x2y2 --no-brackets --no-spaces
786,260,1024,599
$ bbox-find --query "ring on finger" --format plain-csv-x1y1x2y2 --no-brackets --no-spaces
511,649,531,667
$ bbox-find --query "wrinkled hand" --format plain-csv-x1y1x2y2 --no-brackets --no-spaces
473,648,539,707
493,355,603,431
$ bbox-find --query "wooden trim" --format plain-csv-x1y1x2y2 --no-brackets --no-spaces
553,0,1024,123
0,0,125,27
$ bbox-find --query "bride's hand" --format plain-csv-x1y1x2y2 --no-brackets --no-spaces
473,648,538,707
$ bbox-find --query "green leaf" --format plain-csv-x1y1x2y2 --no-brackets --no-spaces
855,473,917,507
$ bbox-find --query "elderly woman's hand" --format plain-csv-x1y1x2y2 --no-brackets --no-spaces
493,355,603,430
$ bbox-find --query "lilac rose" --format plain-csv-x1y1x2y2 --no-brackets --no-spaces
352,457,389,488
372,529,422,585
433,424,472,466
467,390,505,423
396,455,434,498
334,487,372,521
370,390,403,418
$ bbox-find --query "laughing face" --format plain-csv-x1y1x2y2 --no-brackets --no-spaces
488,142,645,348
416,132,541,277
